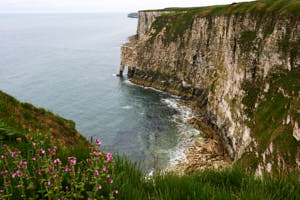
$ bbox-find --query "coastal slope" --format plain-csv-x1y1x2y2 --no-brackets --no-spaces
120,0,300,175
0,90,89,152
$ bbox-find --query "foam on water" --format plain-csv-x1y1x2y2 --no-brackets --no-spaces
124,79,200,169
161,98,201,168
124,79,180,98
121,105,132,109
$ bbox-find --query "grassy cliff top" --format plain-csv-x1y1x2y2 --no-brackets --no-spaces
146,0,300,45
0,90,89,155
142,0,300,15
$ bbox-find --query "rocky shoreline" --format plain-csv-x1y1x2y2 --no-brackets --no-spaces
166,100,231,173
129,77,231,173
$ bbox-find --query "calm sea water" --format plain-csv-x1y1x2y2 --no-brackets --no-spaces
0,13,198,170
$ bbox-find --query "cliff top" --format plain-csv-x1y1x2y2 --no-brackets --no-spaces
144,0,300,45
142,0,300,15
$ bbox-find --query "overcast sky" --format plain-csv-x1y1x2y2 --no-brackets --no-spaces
0,0,254,13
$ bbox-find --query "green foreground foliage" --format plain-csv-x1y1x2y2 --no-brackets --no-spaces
0,91,118,199
0,91,299,200
0,133,117,199
113,157,300,200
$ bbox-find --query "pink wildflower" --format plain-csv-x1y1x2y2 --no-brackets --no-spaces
93,151,101,156
23,161,27,165
65,186,69,190
65,167,69,172
1,155,5,159
114,190,119,194
103,167,107,172
86,159,89,163
96,139,102,146
106,153,112,162
107,175,110,179
68,157,76,164
94,169,99,176
32,158,36,161
32,142,37,146
40,149,45,154
12,173,16,178
110,179,113,184
10,152,16,157
54,158,60,163
98,185,102,190
0,190,3,193
44,181,51,185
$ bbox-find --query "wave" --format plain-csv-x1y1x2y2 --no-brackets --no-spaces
161,98,201,168
123,80,180,98
120,105,132,109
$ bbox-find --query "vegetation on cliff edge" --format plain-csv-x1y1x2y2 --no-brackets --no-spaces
148,0,300,45
0,91,119,199
240,67,300,174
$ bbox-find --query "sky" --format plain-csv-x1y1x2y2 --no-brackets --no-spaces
0,0,255,13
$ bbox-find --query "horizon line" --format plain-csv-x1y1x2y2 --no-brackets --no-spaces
0,11,134,14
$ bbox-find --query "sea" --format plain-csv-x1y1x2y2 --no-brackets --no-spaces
0,13,199,171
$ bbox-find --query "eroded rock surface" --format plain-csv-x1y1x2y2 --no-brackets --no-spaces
121,7,300,174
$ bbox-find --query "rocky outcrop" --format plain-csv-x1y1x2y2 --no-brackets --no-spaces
120,11,175,76
120,1,300,174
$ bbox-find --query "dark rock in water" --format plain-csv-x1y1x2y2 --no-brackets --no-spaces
128,13,138,18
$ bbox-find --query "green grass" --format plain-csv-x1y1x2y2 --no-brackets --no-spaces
143,0,300,15
0,90,88,151
146,0,300,45
113,159,300,200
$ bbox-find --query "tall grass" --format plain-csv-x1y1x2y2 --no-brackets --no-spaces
1,138,299,199
113,159,300,200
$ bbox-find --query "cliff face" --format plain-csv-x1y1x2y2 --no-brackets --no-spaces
137,11,175,40
121,1,300,174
